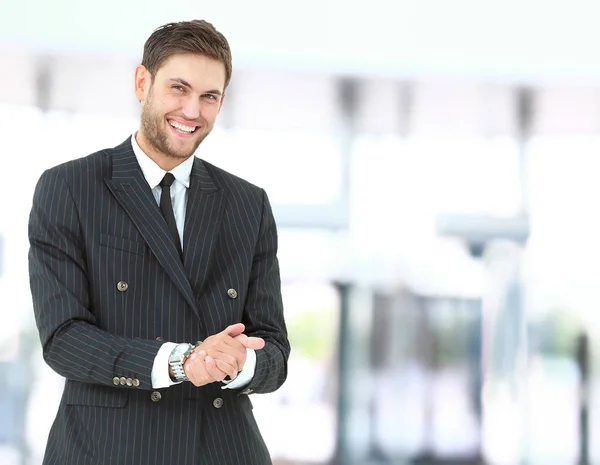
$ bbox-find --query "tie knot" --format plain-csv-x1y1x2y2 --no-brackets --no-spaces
160,172,176,188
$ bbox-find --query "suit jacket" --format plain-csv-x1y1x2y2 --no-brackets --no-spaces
28,138,290,465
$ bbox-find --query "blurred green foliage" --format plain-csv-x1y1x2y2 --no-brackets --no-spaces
286,309,336,361
530,308,581,357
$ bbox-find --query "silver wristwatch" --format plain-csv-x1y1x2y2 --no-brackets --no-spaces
168,343,195,382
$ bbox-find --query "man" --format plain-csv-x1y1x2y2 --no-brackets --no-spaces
28,20,290,465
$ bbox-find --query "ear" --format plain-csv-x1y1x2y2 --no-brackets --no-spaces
134,65,151,102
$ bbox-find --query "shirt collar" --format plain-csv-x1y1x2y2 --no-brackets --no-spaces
130,133,193,189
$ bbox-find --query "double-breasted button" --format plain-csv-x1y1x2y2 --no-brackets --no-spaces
117,281,128,292
126,378,133,386
112,377,120,386
132,378,140,387
213,397,224,409
151,391,162,402
119,377,127,386
227,288,238,299
156,336,164,341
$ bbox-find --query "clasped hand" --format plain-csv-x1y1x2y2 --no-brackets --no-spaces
183,323,264,387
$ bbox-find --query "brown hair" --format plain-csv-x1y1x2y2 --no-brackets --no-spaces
142,20,232,89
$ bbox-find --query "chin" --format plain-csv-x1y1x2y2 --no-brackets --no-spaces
168,148,196,159
165,138,199,157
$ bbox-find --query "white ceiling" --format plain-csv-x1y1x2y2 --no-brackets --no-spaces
2,0,600,83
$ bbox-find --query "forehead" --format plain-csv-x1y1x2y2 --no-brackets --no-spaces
155,53,226,91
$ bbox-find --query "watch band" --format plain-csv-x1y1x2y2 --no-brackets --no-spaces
171,362,187,382
169,343,194,382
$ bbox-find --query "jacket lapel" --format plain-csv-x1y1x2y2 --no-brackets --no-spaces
183,158,225,296
104,139,199,314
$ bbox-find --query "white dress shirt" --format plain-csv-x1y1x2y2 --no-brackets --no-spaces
130,133,256,390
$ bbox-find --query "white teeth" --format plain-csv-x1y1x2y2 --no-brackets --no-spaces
169,120,195,133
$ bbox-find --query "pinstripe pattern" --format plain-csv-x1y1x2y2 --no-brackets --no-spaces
28,138,289,465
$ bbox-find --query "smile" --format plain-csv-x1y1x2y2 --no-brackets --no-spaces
168,119,199,134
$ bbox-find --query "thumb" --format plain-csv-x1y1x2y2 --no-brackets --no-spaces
222,323,245,337
234,334,265,350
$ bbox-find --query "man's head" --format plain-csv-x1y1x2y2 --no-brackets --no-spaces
134,20,232,168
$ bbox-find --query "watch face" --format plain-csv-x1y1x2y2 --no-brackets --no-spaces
170,344,192,362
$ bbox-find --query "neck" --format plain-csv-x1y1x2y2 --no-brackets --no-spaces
135,130,187,171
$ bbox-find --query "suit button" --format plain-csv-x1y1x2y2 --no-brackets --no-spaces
156,336,164,341
151,391,162,402
132,378,140,387
227,288,237,299
126,378,133,386
119,377,127,386
117,281,128,292
112,377,120,386
213,397,224,409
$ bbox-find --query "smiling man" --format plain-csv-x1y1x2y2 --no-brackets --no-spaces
28,20,289,465
136,52,224,167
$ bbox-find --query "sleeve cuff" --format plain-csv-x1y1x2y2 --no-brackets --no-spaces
151,342,182,389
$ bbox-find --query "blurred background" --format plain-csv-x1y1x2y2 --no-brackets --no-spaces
2,0,600,464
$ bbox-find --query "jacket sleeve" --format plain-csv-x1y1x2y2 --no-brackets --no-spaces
241,189,291,394
28,168,163,390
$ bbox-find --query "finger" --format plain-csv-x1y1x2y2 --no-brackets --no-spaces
214,359,238,380
221,336,247,358
205,355,227,382
184,351,199,383
189,348,206,361
206,339,245,367
235,335,265,350
183,361,198,386
222,323,245,338
201,354,225,383
185,354,210,387
207,351,240,373
186,366,208,387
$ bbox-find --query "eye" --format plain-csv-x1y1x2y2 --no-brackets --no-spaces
172,85,185,92
203,94,218,101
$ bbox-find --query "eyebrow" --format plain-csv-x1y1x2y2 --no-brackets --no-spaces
169,78,223,96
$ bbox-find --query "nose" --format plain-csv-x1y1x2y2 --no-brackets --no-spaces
181,96,201,121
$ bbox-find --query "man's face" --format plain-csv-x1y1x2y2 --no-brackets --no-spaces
135,53,226,161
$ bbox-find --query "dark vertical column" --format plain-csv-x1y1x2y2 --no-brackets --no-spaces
577,332,590,465
516,86,533,465
332,77,358,465
516,86,533,217
336,77,357,229
333,281,352,465
35,55,52,113
368,292,394,462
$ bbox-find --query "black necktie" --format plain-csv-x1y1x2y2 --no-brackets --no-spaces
159,173,183,259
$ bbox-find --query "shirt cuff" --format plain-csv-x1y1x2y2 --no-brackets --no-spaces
222,348,256,390
151,342,182,389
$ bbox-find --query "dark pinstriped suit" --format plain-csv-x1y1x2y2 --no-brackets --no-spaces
28,137,290,465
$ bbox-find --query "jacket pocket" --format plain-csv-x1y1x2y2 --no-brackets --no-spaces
63,379,129,408
99,233,144,256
